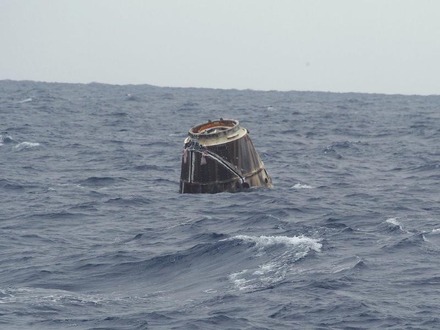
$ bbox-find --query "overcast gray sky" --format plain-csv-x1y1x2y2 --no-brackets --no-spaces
1,0,439,95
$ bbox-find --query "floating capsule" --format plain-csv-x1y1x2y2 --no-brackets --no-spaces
179,119,272,193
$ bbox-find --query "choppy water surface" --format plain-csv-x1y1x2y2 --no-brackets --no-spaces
1,80,439,329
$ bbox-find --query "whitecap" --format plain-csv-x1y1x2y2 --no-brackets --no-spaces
252,261,278,275
229,260,290,292
0,287,125,306
203,289,218,294
386,217,403,231
432,228,440,234
229,234,322,252
17,98,33,104
13,142,40,151
229,270,250,290
292,183,313,189
1,134,14,145
225,234,322,291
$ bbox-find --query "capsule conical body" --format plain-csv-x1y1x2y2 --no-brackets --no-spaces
179,119,272,193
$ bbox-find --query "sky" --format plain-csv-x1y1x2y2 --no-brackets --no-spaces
1,0,439,95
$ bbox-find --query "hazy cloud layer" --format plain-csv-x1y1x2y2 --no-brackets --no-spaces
1,0,439,94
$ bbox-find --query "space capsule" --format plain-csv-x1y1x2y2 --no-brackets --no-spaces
179,119,272,193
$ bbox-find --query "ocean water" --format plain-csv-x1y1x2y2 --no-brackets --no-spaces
1,80,439,329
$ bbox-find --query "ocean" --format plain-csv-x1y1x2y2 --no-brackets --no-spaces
1,80,439,329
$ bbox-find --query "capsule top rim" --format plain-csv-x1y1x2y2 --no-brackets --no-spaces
188,119,240,139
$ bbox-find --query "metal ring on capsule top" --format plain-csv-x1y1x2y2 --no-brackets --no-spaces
189,119,240,139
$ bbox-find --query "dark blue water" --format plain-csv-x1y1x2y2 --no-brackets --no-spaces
1,80,439,329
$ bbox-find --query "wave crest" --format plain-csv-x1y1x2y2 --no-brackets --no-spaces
225,235,321,291
13,142,40,151
226,234,322,252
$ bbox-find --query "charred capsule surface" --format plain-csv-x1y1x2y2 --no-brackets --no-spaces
179,119,272,193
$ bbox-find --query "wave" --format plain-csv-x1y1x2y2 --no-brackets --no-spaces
330,256,367,274
27,211,89,221
104,196,152,206
0,286,172,329
322,140,369,159
292,183,313,189
322,145,343,159
16,97,33,104
382,233,427,251
0,286,154,310
410,163,440,172
61,234,322,295
223,234,322,252
324,218,354,233
421,228,440,250
0,179,24,190
79,176,126,187
224,235,321,291
134,164,164,171
13,141,40,151
384,217,405,232
0,134,14,145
